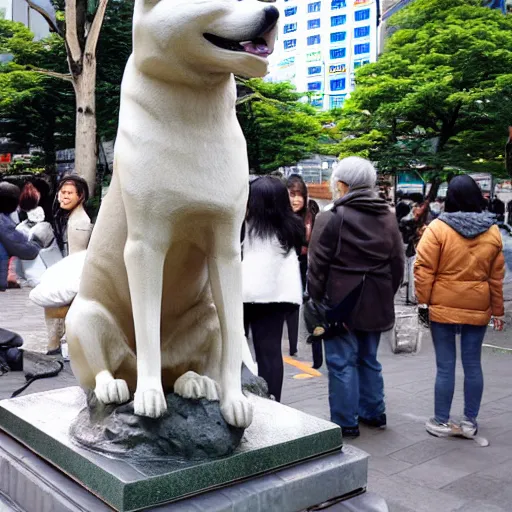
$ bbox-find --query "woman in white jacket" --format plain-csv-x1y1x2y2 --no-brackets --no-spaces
242,176,304,402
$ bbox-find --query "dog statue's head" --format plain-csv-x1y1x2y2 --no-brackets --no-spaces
133,0,279,84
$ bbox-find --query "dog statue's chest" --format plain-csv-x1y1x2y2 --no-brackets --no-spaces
116,67,248,218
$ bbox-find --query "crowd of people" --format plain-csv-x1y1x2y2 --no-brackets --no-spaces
0,175,92,362
242,159,505,443
1,161,506,444
0,175,91,291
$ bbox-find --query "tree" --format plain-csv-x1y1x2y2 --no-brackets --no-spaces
94,0,133,142
0,1,133,177
19,0,111,195
236,79,322,173
336,0,512,182
0,20,75,169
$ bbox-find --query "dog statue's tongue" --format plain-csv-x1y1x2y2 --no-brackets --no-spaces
241,42,270,57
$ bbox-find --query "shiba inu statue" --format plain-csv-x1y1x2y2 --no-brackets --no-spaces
66,0,278,428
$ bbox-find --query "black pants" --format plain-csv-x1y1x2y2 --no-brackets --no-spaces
244,303,289,402
312,339,323,369
285,305,300,356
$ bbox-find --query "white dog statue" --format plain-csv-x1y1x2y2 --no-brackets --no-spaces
65,0,279,429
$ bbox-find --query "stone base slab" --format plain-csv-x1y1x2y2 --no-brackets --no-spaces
0,430,375,512
0,387,354,511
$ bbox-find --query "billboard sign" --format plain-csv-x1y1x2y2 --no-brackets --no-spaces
306,51,322,62
329,63,347,74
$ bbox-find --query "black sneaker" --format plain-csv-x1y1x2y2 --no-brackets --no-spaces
342,426,360,439
360,413,387,429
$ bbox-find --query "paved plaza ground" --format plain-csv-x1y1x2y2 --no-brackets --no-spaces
2,288,512,511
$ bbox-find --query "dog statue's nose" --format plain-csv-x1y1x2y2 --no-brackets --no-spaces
263,6,280,28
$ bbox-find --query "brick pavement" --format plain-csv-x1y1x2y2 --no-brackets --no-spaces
2,288,512,511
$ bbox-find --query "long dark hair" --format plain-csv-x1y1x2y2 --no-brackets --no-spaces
286,174,308,217
286,174,320,234
0,182,20,214
247,176,304,255
445,175,484,213
52,175,89,251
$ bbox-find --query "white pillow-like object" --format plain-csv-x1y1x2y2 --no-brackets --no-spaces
29,250,87,308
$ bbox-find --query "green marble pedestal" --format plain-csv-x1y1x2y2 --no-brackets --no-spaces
0,387,345,512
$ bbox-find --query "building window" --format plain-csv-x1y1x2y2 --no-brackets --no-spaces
307,34,321,46
355,8,370,21
330,31,346,43
284,39,297,50
354,26,370,38
308,18,321,29
331,15,347,27
284,23,297,34
308,66,322,75
308,2,321,13
354,60,370,69
331,0,346,9
330,95,346,109
284,7,297,16
311,97,324,108
308,81,322,91
354,43,370,55
330,78,346,91
330,47,346,60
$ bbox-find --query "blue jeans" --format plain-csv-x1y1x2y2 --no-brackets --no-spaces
324,330,385,428
430,322,487,424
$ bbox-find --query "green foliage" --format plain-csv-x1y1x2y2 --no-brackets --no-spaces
4,154,45,176
0,0,133,169
236,79,323,173
337,0,512,178
95,0,133,141
0,20,74,170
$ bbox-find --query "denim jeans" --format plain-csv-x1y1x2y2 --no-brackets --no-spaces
324,329,385,428
430,322,487,424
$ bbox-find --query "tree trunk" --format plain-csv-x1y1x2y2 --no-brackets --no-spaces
73,54,98,196
42,114,56,173
506,127,512,179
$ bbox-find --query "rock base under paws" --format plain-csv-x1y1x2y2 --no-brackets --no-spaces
70,391,245,460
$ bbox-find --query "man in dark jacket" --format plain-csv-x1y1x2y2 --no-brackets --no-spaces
308,157,404,438
0,182,40,291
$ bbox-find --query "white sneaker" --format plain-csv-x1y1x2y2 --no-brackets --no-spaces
425,418,460,437
460,418,478,439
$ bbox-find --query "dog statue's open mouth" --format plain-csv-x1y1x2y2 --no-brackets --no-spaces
204,27,276,58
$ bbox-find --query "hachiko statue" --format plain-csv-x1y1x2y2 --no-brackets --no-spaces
66,0,278,429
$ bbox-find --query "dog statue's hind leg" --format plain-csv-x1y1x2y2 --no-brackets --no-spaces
66,296,132,405
208,219,253,428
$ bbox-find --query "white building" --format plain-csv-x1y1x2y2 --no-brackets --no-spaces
268,0,379,110
0,0,49,41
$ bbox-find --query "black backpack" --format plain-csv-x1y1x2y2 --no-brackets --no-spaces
0,328,24,374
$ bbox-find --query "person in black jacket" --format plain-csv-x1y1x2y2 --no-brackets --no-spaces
308,157,404,438
0,182,41,291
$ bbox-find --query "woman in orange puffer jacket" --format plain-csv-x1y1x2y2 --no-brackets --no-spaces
414,175,505,441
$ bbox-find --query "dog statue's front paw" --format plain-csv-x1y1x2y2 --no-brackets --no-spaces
221,392,253,428
174,371,220,401
134,385,167,418
94,371,130,405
